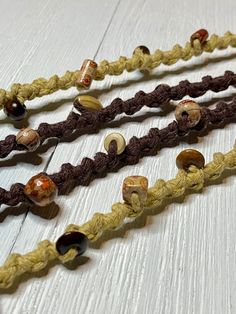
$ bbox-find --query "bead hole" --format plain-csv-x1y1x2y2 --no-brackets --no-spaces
181,111,189,117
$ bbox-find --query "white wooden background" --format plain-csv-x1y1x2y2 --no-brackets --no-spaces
0,0,235,313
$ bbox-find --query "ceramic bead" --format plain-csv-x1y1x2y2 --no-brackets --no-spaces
74,95,103,112
190,29,209,45
104,132,126,155
133,45,150,55
4,99,27,121
24,174,58,206
76,59,97,89
16,128,40,151
176,149,205,170
122,175,148,205
175,99,201,127
56,231,88,255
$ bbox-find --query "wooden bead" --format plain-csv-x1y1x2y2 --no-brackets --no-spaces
175,100,201,127
16,128,40,152
4,99,27,121
190,29,209,46
56,231,88,255
176,149,205,170
74,95,103,112
76,59,97,89
122,176,148,205
24,174,58,207
133,45,150,55
104,133,126,155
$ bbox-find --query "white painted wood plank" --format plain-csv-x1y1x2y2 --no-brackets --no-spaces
0,0,236,313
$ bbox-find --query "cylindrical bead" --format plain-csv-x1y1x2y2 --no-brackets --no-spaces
76,59,97,89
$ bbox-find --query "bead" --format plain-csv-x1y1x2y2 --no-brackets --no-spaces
24,174,58,206
16,128,40,152
122,176,148,205
133,45,150,55
175,99,201,127
104,132,126,155
76,59,97,89
56,231,88,255
3,99,27,121
74,95,103,112
176,149,205,171
190,29,209,46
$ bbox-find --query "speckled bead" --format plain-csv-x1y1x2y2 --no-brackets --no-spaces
76,59,97,89
133,45,150,55
74,95,103,112
16,128,40,152
122,175,148,205
176,149,205,171
175,100,201,127
3,99,27,121
190,29,209,46
56,231,88,255
24,174,58,206
104,132,126,155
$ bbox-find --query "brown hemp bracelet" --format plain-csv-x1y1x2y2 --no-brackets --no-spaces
0,98,235,207
1,70,236,159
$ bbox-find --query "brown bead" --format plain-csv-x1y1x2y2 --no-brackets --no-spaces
176,149,205,171
74,95,103,112
122,176,148,205
175,100,201,127
76,59,97,89
190,29,209,46
16,128,40,152
133,45,150,55
24,174,58,206
4,99,27,121
56,231,88,255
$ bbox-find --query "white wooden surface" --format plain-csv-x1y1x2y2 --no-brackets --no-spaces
0,0,235,313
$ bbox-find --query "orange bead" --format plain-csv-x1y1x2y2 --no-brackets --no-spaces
76,59,97,89
176,149,205,171
122,176,148,205
24,174,58,206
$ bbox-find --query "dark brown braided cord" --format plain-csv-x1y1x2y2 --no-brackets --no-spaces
0,99,235,207
0,71,236,158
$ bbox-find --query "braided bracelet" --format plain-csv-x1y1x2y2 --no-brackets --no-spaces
2,29,236,121
0,97,235,207
0,142,235,289
1,70,236,159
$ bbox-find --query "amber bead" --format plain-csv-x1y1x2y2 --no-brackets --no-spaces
24,174,58,206
122,175,148,205
56,231,88,255
76,59,97,89
133,45,150,55
104,132,126,155
175,100,201,127
4,99,27,121
190,29,209,46
16,128,40,152
176,149,205,171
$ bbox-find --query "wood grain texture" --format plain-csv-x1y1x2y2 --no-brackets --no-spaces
0,0,235,313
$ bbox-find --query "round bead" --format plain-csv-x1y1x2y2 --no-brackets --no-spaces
104,133,126,155
74,95,103,112
133,45,150,55
190,29,209,45
16,128,40,152
56,231,88,255
24,174,58,206
175,100,201,127
176,149,205,171
4,99,27,121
